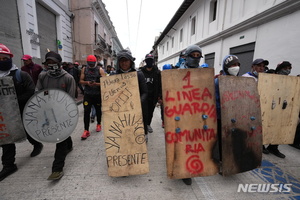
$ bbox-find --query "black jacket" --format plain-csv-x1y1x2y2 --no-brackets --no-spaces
140,65,162,104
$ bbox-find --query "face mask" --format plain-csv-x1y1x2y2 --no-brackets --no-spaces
253,71,258,76
0,59,13,71
145,59,154,68
185,56,200,68
228,66,240,76
278,69,291,75
48,64,61,76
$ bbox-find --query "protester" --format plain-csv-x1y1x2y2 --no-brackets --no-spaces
178,44,204,185
65,62,80,98
242,58,269,81
35,51,75,180
114,49,148,140
214,55,241,172
263,61,293,158
21,54,43,85
140,53,162,134
106,65,112,76
0,44,41,181
79,55,105,140
180,45,203,69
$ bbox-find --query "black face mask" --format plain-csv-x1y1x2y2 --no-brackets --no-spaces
145,59,154,68
0,58,13,71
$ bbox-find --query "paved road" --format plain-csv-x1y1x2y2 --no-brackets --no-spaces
1,105,300,200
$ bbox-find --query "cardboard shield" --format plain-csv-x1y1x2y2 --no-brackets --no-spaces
219,76,262,176
0,77,26,145
22,89,79,143
258,73,300,145
162,68,219,179
101,72,149,177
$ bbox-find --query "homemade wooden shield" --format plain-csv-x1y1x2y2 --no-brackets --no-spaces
101,72,149,177
22,89,79,143
0,77,26,145
258,73,300,145
219,76,262,176
162,68,219,179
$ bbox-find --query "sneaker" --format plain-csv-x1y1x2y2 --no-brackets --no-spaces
30,143,44,157
182,178,192,185
91,117,95,123
262,145,269,154
0,164,18,181
147,125,153,133
47,171,64,180
81,130,90,140
267,146,285,158
96,124,102,132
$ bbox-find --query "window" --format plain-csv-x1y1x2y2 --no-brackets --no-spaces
210,0,217,22
94,22,98,44
180,28,183,43
167,41,169,51
191,16,196,35
171,37,174,48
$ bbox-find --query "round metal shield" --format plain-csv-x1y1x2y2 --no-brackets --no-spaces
22,89,79,143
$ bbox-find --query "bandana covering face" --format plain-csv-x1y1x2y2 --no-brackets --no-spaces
185,56,201,68
47,64,61,76
145,59,154,68
278,69,291,75
0,58,13,71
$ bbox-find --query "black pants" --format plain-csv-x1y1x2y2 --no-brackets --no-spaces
26,131,42,147
146,97,156,126
83,94,101,131
52,136,72,172
1,144,16,167
293,123,300,145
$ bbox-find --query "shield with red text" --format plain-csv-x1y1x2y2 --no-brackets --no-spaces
162,68,219,179
0,77,26,145
219,76,262,176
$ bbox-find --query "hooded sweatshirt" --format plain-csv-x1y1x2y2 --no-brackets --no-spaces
36,69,76,98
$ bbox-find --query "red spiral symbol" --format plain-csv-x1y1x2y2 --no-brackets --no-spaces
186,155,204,174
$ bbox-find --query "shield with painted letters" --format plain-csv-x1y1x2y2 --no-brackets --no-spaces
219,76,262,176
0,77,26,145
101,72,149,177
162,68,219,179
22,89,79,143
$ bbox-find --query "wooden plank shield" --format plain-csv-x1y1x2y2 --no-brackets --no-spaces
219,76,262,176
0,77,26,145
162,68,219,179
258,73,300,145
101,72,149,177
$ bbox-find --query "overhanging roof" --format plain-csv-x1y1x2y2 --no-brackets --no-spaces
153,0,195,48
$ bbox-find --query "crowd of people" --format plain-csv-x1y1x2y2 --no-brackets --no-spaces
0,42,299,186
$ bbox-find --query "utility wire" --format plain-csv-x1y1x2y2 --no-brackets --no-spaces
135,0,143,54
126,0,131,47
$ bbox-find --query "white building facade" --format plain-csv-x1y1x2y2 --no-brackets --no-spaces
154,0,300,76
0,0,73,66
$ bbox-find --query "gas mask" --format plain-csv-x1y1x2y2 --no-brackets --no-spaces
278,69,291,75
48,63,61,76
145,59,154,68
185,55,201,68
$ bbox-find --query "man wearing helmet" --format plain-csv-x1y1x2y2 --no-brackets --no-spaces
79,55,106,140
0,44,41,181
